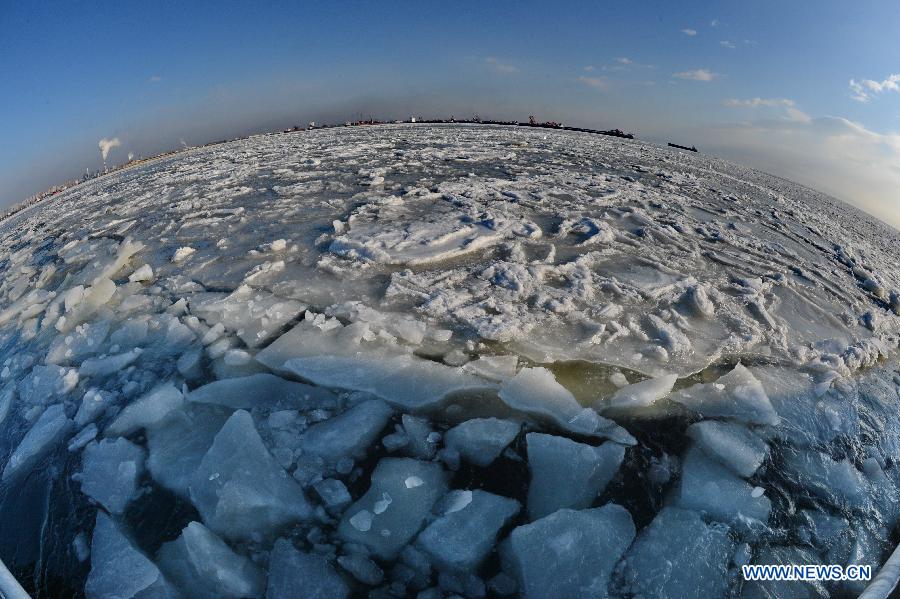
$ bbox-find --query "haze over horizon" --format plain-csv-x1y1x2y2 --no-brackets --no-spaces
3,0,900,228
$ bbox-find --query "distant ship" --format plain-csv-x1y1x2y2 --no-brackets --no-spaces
668,142,698,152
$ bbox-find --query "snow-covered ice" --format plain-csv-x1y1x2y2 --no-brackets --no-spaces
1,123,900,596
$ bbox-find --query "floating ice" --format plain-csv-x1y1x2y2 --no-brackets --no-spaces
672,447,771,528
297,399,393,468
189,409,313,540
192,285,305,348
105,382,183,436
526,432,625,520
601,373,678,410
85,511,176,599
504,504,635,598
443,417,520,467
260,318,496,410
416,489,520,572
670,363,779,425
187,373,337,411
499,367,635,444
157,521,265,599
266,538,349,599
620,507,734,597
687,420,769,477
338,457,448,559
78,438,146,514
2,403,72,481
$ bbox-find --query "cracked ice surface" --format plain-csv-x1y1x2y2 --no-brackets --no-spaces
0,124,900,597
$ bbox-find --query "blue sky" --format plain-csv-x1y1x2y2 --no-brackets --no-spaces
2,1,900,226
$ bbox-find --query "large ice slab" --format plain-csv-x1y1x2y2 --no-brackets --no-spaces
258,318,496,410
620,507,734,597
499,367,635,444
2,403,73,481
146,405,229,497
416,489,520,572
526,432,625,520
297,399,393,468
85,511,176,599
189,409,313,540
672,446,771,527
669,363,779,425
505,504,635,599
187,373,337,410
105,383,184,437
157,521,265,599
79,438,146,514
266,538,349,599
338,457,448,559
443,417,520,467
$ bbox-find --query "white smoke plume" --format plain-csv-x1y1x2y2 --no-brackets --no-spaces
98,137,121,161
128,152,134,161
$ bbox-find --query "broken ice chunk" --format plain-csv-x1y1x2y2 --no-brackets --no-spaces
601,373,677,410
338,457,448,559
172,246,196,263
504,504,635,599
45,321,110,366
79,438,146,514
192,285,305,348
68,423,98,452
526,432,625,520
146,406,230,498
75,388,115,427
158,521,265,599
313,478,352,512
187,373,337,411
18,364,79,404
128,264,154,283
672,447,771,528
105,383,184,436
297,399,393,468
620,507,734,597
687,420,769,477
443,418,520,467
266,538,349,599
78,348,142,378
2,403,73,481
416,489,520,572
669,363,779,425
85,511,176,599
189,409,312,540
499,367,635,444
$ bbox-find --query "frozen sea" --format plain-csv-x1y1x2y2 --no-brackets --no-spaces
1,123,900,598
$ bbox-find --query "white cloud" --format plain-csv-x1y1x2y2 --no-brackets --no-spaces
720,40,736,49
616,57,633,65
849,74,900,102
148,75,162,83
673,68,718,81
724,97,810,122
583,65,595,71
578,76,606,89
681,28,698,36
98,138,121,161
485,57,517,73
710,19,719,27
